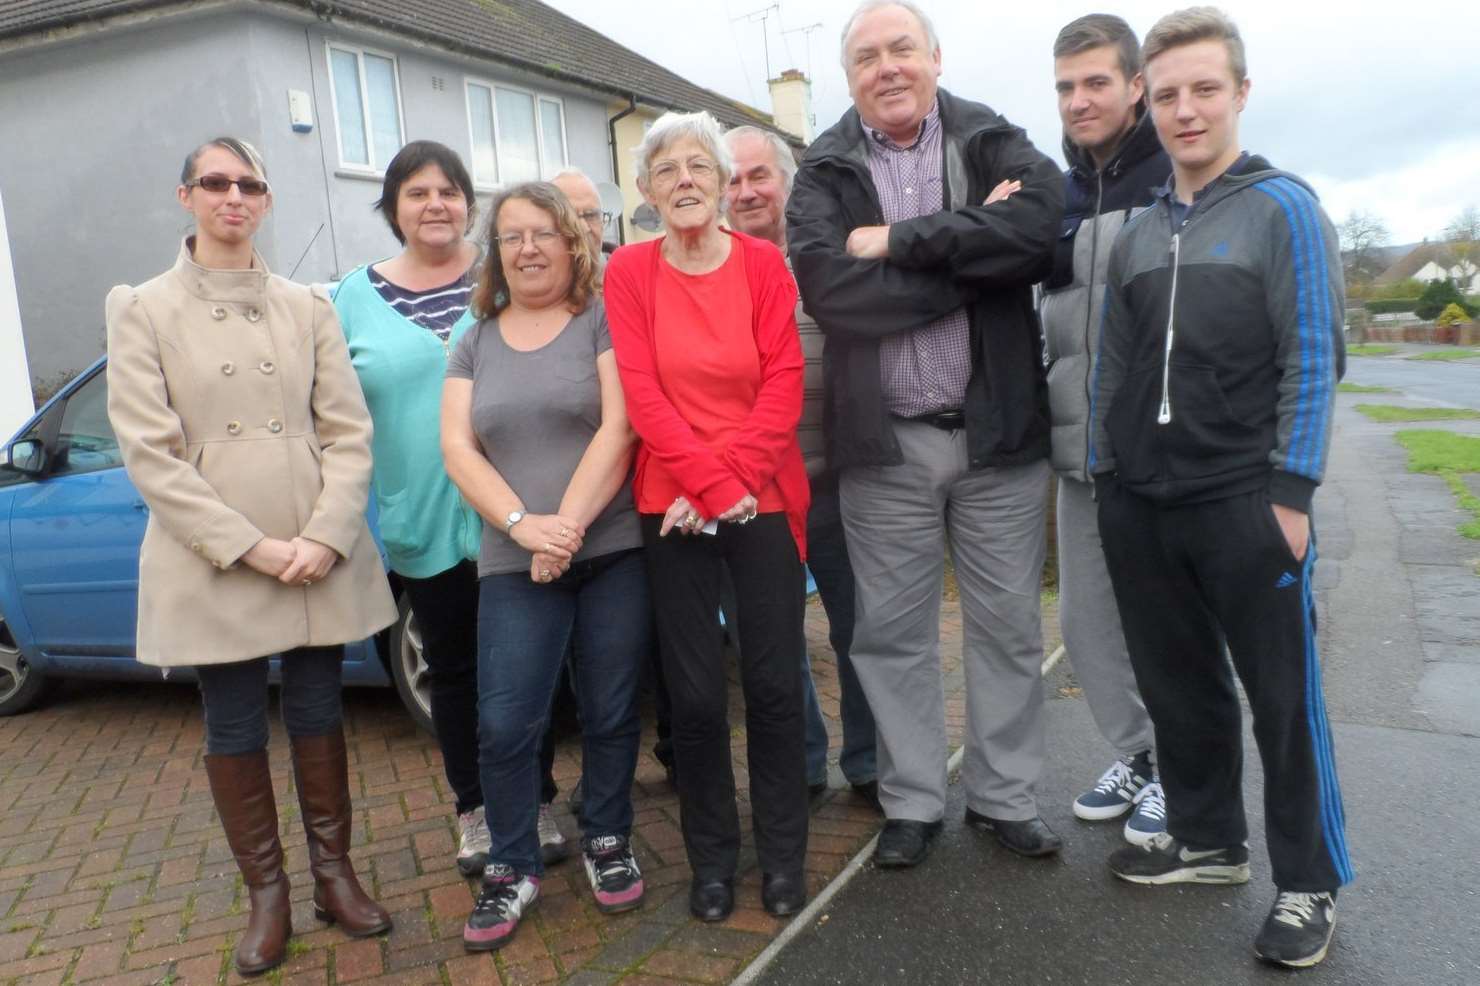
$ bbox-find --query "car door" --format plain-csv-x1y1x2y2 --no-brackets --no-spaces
7,366,146,661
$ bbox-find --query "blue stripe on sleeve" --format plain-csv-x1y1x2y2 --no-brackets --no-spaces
1257,180,1319,477
1277,178,1337,478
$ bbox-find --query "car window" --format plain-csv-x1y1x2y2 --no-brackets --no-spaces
51,372,123,477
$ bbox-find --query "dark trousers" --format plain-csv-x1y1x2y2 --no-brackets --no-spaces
640,512,808,879
402,561,559,813
476,549,649,875
803,480,876,786
197,646,344,755
1098,484,1354,891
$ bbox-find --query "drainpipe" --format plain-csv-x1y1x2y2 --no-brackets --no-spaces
608,95,638,246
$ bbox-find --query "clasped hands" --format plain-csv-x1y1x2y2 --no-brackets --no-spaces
509,514,586,584
659,493,758,537
844,178,1022,259
241,536,339,586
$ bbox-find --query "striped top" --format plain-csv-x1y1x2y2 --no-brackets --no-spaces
367,266,472,341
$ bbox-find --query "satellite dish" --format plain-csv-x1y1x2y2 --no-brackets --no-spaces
632,202,662,233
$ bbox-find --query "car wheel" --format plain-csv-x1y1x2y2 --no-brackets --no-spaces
387,593,436,735
0,611,50,716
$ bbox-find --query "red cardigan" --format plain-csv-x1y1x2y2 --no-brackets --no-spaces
605,230,810,560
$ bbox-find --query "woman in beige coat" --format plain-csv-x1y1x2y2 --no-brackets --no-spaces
105,137,398,976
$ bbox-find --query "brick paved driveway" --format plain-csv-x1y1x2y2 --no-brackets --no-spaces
1,596,1056,986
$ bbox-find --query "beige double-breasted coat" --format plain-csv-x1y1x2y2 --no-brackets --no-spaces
105,241,396,667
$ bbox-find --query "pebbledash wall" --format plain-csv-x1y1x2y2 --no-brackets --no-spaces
0,4,614,386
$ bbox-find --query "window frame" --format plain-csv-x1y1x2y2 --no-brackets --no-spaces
462,77,569,190
324,40,407,175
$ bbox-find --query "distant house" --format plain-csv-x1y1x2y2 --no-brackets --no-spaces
0,0,802,383
1376,242,1480,294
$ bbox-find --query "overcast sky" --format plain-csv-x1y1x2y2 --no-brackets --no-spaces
545,0,1478,246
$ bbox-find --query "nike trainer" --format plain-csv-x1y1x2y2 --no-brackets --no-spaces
1108,831,1250,885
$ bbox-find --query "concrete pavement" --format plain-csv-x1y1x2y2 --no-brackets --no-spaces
752,382,1480,984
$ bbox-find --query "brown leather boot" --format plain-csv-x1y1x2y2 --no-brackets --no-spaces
290,730,392,937
203,752,291,976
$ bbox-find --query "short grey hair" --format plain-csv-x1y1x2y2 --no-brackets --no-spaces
723,126,797,194
840,0,939,68
632,111,733,189
547,165,596,186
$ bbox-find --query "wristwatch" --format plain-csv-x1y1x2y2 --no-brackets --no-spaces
504,510,525,533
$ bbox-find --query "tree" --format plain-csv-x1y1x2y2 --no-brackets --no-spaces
1338,210,1391,285
1442,205,1479,293
1416,278,1471,320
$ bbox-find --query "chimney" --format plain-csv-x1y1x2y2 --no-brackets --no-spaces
768,68,814,143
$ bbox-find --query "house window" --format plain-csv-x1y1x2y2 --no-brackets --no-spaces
465,80,568,188
327,43,404,171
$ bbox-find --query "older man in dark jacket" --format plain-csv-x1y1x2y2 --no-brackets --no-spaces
787,0,1063,869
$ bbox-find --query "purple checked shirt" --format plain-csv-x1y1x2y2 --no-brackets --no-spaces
865,100,972,417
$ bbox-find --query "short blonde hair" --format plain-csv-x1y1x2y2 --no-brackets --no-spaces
632,111,732,189
1142,7,1246,85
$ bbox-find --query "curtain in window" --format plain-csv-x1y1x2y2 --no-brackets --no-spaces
496,87,540,183
330,48,368,166
468,84,497,186
364,54,402,168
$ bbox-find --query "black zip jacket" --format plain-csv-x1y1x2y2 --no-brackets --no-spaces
1088,154,1346,511
785,88,1064,471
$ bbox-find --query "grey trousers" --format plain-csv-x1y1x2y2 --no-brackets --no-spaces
840,420,1050,823
1056,476,1154,759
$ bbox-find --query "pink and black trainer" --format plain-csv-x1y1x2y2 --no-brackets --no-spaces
581,835,645,914
463,863,539,951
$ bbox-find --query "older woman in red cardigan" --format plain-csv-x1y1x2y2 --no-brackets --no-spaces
604,110,810,924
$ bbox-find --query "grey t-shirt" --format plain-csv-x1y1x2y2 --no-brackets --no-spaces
446,301,640,576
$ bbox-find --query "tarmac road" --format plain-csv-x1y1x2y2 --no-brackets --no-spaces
751,378,1480,985
1343,348,1480,409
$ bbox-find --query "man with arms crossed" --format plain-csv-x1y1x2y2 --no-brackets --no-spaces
788,0,1063,868
1041,14,1170,846
1090,6,1351,968
723,125,880,809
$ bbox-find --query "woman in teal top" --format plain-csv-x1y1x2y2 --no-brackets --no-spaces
334,141,566,877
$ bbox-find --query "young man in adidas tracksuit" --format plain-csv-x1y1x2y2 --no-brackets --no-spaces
1088,8,1352,969
1040,13,1171,847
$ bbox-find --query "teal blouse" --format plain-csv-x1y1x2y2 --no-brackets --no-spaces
333,264,481,578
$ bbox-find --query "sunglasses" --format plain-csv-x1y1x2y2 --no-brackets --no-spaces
187,173,271,196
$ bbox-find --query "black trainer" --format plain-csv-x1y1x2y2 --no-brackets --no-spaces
1108,831,1250,885
1254,890,1337,968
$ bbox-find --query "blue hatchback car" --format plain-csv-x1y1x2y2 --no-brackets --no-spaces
0,357,434,728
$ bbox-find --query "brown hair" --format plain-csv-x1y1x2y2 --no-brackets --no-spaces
1142,7,1247,85
1054,14,1141,80
471,182,600,319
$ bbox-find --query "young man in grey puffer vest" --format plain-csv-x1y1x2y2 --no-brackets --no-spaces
1040,14,1171,847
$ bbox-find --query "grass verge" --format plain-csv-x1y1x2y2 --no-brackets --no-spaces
1337,383,1392,394
1348,344,1397,356
1405,348,1480,362
1356,404,1480,423
1394,429,1480,541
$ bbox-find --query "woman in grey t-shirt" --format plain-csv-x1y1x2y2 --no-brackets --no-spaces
442,182,649,950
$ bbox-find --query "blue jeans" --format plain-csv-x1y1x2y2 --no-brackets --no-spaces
476,549,649,876
803,481,877,787
196,646,344,755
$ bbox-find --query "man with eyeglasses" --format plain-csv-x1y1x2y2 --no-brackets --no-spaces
787,0,1064,869
552,169,611,261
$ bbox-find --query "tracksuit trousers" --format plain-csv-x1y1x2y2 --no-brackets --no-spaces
1097,482,1354,892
